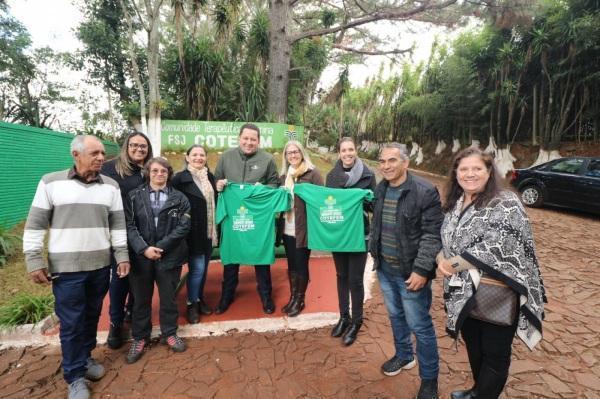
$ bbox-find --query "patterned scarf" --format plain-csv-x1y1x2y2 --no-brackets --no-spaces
441,191,546,350
187,164,218,246
284,161,309,222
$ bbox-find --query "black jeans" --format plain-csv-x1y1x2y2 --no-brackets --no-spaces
130,262,182,340
108,255,133,327
221,264,272,301
282,235,311,280
332,251,367,322
461,317,518,390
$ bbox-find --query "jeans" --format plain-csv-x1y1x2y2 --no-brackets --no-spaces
332,251,367,322
187,254,206,304
129,263,182,340
109,257,132,327
52,266,110,384
377,266,439,380
282,235,311,280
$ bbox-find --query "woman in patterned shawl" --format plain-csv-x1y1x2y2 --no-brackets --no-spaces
437,147,546,399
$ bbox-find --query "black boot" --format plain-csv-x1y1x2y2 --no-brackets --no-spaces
261,294,275,314
331,314,351,337
474,365,507,399
187,303,200,324
281,272,297,314
107,323,123,349
342,320,362,346
287,276,308,317
215,296,233,314
198,299,213,315
450,388,476,399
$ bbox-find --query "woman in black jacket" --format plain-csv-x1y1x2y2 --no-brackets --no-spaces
326,137,376,346
101,132,153,349
125,157,191,364
171,145,217,323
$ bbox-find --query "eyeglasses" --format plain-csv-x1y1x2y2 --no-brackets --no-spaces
129,143,148,150
150,169,168,175
286,150,301,155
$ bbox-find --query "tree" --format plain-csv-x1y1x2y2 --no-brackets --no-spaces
266,0,461,122
1,6,74,129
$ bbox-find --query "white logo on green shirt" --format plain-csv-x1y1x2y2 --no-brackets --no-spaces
232,206,255,231
319,195,344,224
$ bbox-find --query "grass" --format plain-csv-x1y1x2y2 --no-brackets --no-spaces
0,223,52,307
0,293,54,326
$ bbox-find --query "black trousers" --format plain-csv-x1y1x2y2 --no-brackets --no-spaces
332,251,367,322
282,234,311,280
221,264,272,301
130,262,182,340
461,317,518,394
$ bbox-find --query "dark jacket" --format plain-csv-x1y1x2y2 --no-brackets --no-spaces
214,147,279,186
101,158,145,203
125,185,191,270
171,169,217,255
369,173,443,279
276,168,324,248
326,159,376,236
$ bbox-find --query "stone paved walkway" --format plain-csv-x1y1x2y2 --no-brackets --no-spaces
1,173,599,398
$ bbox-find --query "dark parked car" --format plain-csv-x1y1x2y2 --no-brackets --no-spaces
510,156,600,214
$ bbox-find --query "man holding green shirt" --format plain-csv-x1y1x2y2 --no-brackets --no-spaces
214,123,279,314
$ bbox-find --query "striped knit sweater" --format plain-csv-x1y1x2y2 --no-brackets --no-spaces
23,169,129,273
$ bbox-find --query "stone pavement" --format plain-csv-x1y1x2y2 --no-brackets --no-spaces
1,173,599,398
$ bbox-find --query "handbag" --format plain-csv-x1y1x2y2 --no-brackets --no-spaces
469,275,518,326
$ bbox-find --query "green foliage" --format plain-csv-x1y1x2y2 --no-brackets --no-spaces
0,226,19,267
321,9,336,27
0,293,54,326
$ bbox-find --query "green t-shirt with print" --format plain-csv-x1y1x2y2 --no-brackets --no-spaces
216,183,291,265
294,184,374,252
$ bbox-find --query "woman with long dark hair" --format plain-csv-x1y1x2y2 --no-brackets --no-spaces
326,137,376,346
437,147,546,399
101,132,153,349
172,145,217,323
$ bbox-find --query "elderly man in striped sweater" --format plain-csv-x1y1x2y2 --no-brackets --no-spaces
23,135,131,399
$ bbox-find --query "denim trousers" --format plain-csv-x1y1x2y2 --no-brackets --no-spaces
108,256,132,327
52,266,110,384
187,254,206,303
377,267,439,380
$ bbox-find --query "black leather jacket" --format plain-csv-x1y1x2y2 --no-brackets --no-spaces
369,173,443,279
125,185,191,270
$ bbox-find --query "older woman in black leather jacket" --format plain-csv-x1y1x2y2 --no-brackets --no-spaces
124,157,191,364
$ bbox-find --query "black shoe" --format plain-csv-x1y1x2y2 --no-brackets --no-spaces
331,315,351,337
381,356,417,376
161,334,187,353
215,297,232,315
342,321,362,346
198,299,213,315
126,338,148,364
416,378,438,399
261,296,275,314
287,276,308,317
107,324,123,349
187,303,200,324
450,388,475,399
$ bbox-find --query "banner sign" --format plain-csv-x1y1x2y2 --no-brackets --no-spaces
161,120,304,151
